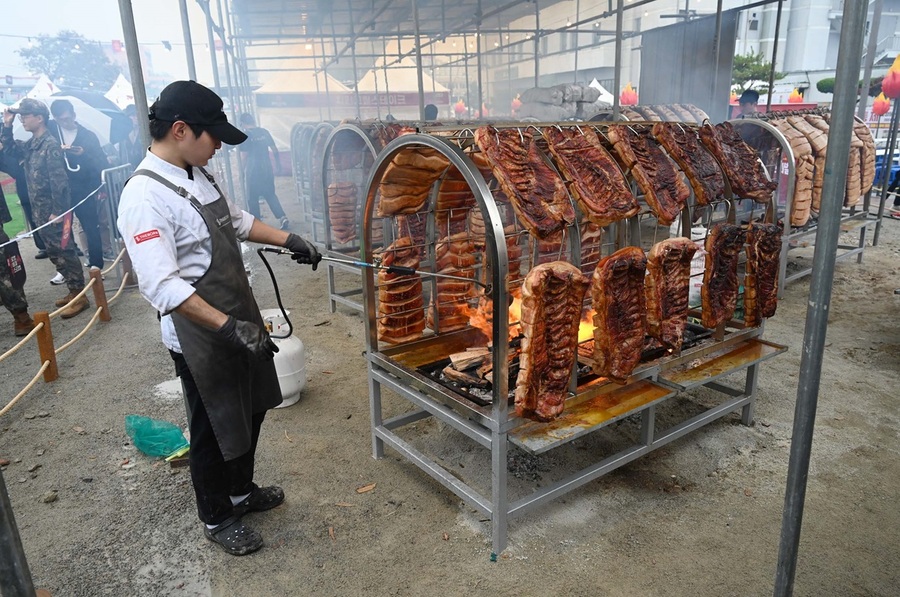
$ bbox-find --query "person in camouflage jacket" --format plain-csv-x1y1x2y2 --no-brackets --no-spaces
1,98,89,319
0,179,35,335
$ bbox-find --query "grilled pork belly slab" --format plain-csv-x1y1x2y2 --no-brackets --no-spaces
515,261,589,421
701,223,747,329
645,237,698,351
590,246,648,383
474,126,574,240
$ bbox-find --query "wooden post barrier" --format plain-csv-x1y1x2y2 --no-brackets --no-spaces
33,312,58,382
89,269,111,323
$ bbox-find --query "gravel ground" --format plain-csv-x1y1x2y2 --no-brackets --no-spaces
1,181,898,596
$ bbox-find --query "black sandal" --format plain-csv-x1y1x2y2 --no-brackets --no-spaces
233,485,285,517
204,516,263,556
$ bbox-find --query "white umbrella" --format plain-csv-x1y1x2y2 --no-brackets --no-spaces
10,95,128,146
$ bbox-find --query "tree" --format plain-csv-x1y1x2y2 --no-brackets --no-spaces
732,52,785,94
18,30,120,91
816,76,883,97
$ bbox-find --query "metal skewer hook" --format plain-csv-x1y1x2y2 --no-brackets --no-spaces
262,248,492,293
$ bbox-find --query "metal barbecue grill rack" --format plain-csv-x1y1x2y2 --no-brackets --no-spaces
730,114,876,297
290,123,319,238
321,123,381,313
360,123,787,555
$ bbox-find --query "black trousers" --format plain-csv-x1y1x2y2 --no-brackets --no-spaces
72,194,104,269
171,350,265,525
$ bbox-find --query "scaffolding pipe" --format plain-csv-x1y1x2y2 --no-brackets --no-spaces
117,0,151,150
573,0,581,83
765,0,784,112
0,468,36,597
348,0,363,119
319,35,334,121
856,0,883,121
412,0,427,120
178,0,198,80
773,0,868,594
711,0,724,113
476,0,484,118
534,1,541,87
613,0,624,117
198,0,237,203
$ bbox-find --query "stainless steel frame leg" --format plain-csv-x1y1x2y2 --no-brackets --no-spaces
369,368,385,459
491,429,508,558
741,363,760,425
641,406,656,446
326,262,338,313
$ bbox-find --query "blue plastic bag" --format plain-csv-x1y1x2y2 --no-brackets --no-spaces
125,415,189,458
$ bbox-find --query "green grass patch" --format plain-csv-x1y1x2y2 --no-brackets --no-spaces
3,192,26,237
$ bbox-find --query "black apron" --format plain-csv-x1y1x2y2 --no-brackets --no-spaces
131,168,281,461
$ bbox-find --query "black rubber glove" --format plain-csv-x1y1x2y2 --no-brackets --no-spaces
284,233,322,271
217,316,279,360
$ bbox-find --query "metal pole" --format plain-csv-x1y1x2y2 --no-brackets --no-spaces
0,469,36,596
711,0,724,116
348,0,363,120
765,0,784,112
412,0,427,120
873,102,899,245
117,0,151,150
613,0,623,117
573,0,581,83
476,0,484,119
856,0,883,121
178,0,197,80
534,1,541,87
773,0,868,594
198,0,237,204
463,35,471,118
318,36,333,121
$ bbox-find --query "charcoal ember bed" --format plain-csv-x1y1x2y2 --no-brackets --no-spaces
418,324,712,407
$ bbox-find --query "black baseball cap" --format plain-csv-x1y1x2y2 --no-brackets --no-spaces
149,80,247,145
739,89,760,105
10,98,50,119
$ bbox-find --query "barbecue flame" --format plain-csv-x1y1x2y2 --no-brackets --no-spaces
620,83,638,106
468,295,523,341
787,88,803,103
578,309,596,344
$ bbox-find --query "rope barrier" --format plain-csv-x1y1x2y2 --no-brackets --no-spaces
2,252,135,416
55,307,103,355
0,321,45,365
107,272,131,305
48,276,97,319
101,247,126,277
0,184,104,251
0,362,51,418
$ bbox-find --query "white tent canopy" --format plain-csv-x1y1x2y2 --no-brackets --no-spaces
105,74,135,109
254,70,351,94
357,57,448,93
25,74,61,100
589,79,615,105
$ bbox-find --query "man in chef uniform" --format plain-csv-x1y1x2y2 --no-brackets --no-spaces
118,81,321,556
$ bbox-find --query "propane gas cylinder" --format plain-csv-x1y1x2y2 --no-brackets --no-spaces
260,309,307,408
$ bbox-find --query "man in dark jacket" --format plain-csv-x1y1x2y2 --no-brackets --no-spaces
239,113,289,229
50,99,105,271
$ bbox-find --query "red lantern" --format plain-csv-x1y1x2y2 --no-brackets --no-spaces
620,83,638,106
873,92,890,116
881,55,900,99
511,94,522,112
453,99,467,116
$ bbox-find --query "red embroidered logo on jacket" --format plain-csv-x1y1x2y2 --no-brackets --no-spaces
134,230,161,244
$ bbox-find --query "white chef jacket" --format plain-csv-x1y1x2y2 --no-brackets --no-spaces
117,151,255,353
